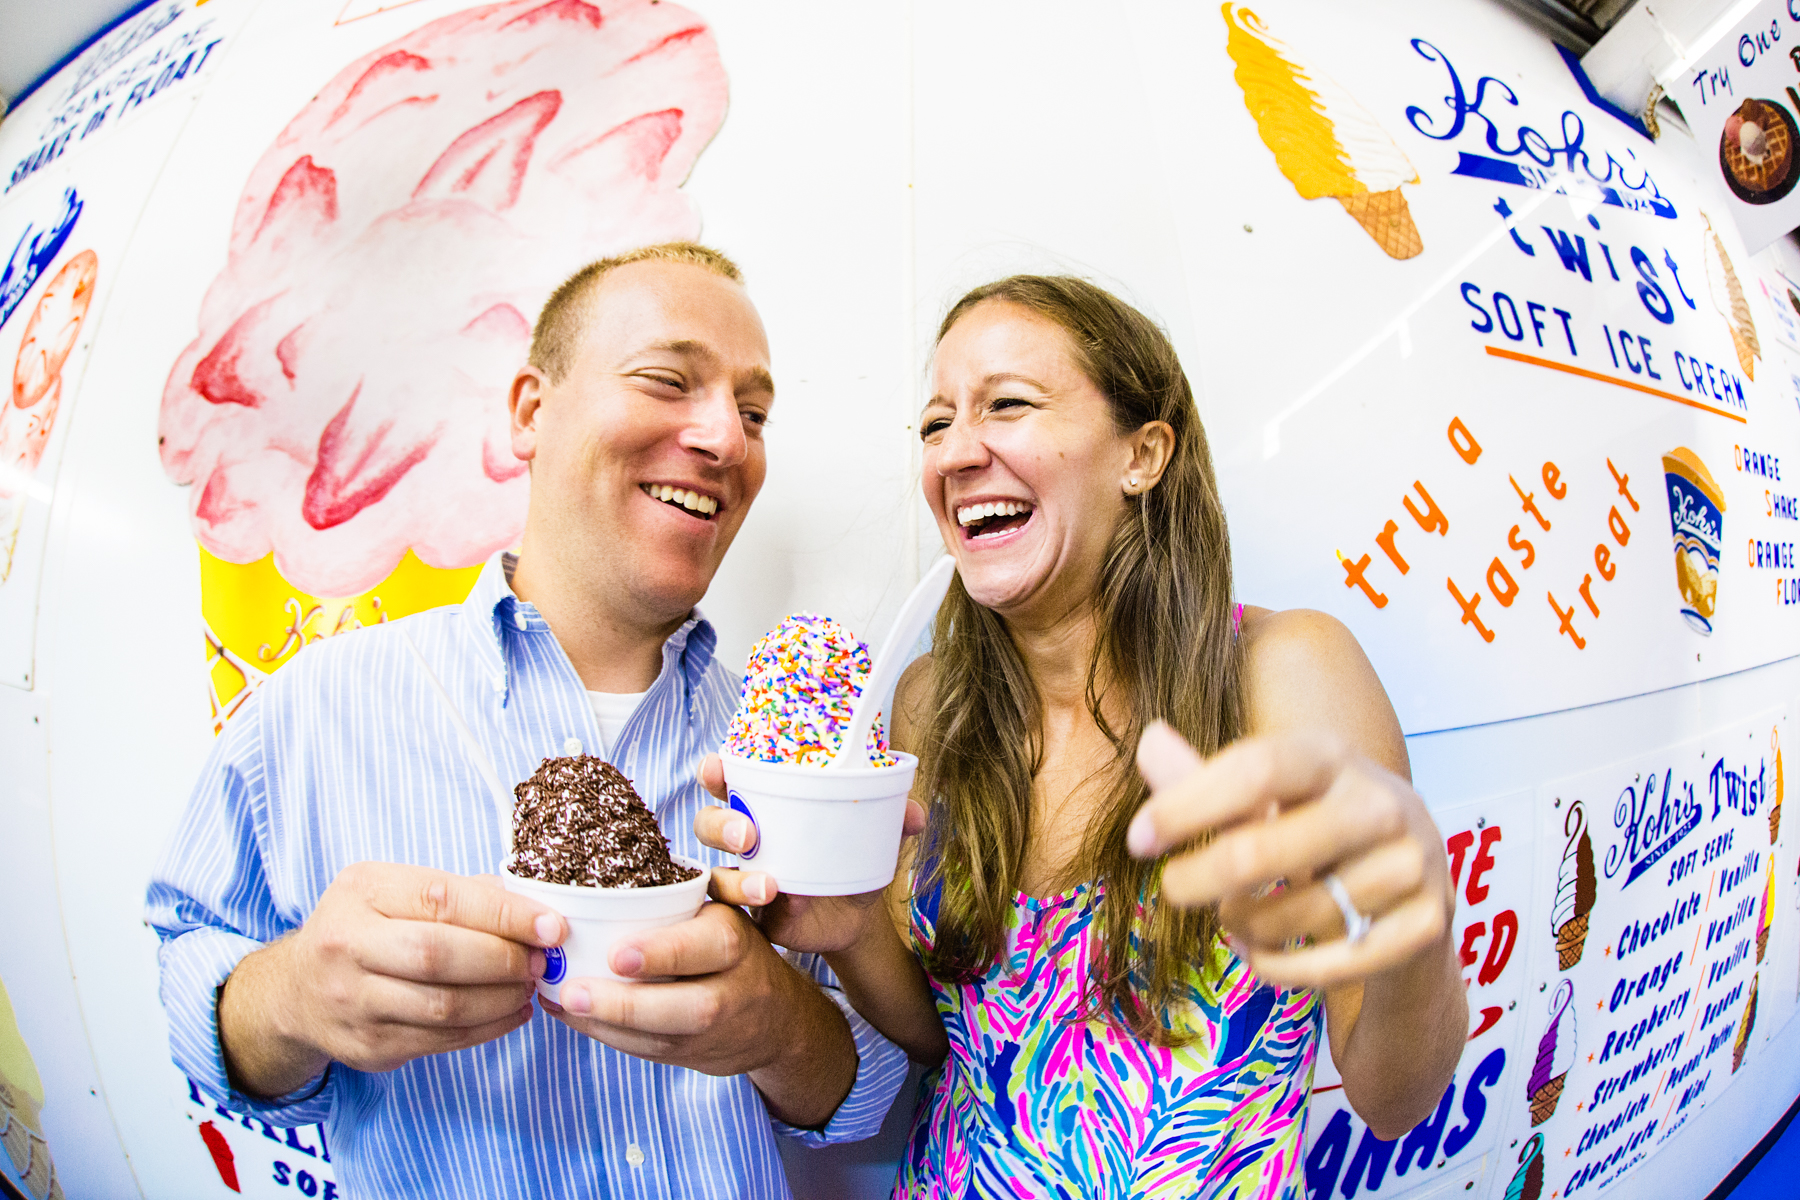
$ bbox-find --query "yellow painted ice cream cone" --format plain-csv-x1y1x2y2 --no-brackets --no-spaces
1225,3,1423,259
0,976,55,1200
1733,973,1758,1072
199,544,484,731
1704,216,1760,381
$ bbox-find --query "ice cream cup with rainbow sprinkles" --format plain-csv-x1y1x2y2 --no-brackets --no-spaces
721,613,919,895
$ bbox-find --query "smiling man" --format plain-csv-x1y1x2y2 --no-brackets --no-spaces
147,244,907,1199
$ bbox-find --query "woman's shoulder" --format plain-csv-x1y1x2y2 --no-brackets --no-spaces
1235,604,1409,777
890,652,935,752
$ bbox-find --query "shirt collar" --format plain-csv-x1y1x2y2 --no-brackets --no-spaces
458,551,720,703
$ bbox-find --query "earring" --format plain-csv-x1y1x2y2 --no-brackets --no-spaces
1127,477,1139,493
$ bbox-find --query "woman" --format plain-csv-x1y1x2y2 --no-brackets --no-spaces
700,275,1465,1198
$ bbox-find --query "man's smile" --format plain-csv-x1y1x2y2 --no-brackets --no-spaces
641,481,721,519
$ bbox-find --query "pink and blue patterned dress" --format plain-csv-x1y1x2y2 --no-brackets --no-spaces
896,880,1321,1199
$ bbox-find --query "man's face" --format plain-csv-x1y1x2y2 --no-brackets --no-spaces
511,260,773,623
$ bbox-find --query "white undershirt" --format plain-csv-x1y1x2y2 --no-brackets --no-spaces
587,689,647,759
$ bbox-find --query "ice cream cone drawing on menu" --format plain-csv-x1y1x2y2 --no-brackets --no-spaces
1663,448,1726,634
0,977,61,1200
1528,978,1577,1126
1757,855,1775,964
1505,1133,1544,1200
1703,216,1761,380
0,249,96,583
1733,973,1758,1072
1224,4,1423,259
1771,728,1783,844
1553,800,1596,971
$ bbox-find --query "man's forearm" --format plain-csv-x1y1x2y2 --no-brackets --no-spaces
1336,932,1467,1139
218,937,330,1099
746,964,858,1129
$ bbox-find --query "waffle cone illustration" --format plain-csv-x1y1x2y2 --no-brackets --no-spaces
1732,973,1758,1072
0,977,59,1200
1757,857,1776,964
200,544,483,732
1771,730,1783,843
1553,801,1597,970
1664,448,1727,635
1223,4,1423,259
1703,216,1760,380
1505,1133,1545,1200
1528,979,1577,1126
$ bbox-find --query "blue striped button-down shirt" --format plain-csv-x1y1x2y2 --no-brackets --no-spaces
147,554,908,1198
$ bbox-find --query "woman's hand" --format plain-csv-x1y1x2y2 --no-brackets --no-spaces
1128,722,1453,990
692,753,924,954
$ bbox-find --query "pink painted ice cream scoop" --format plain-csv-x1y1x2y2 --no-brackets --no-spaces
160,0,728,596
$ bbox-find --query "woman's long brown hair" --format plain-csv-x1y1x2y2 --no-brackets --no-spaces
914,275,1243,1045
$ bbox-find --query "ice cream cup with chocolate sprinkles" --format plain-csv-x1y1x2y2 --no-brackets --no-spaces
500,755,709,999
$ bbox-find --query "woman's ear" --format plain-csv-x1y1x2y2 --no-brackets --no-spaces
510,366,546,465
1123,421,1175,494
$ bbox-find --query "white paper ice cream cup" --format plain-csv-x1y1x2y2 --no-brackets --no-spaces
720,752,918,895
501,855,709,1001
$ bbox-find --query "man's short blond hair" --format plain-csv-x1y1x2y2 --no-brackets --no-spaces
529,242,744,383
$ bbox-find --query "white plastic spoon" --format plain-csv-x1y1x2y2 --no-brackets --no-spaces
827,554,958,770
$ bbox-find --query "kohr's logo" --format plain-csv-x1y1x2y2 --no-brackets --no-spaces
728,790,760,860
541,945,567,985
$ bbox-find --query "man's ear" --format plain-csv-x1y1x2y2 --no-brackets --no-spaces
1125,420,1175,492
510,366,546,465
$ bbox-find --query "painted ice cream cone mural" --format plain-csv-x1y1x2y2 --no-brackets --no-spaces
1505,1133,1544,1200
1703,216,1761,380
0,250,97,582
1223,4,1423,259
1528,978,1577,1126
1732,973,1758,1073
1663,447,1727,635
159,0,728,723
1771,728,1783,844
1757,855,1775,964
0,978,61,1200
1553,800,1596,971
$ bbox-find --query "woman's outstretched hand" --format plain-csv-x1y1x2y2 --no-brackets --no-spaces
1128,721,1454,990
692,752,925,954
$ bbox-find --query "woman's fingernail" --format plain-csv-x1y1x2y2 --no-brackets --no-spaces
612,946,645,976
529,950,546,978
726,815,752,852
748,874,773,905
1136,721,1189,790
535,914,561,945
1126,810,1157,857
562,985,591,1014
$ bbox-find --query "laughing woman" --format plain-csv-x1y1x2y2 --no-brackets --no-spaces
702,275,1466,1199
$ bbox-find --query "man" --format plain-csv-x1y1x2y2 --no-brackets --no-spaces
148,243,908,1197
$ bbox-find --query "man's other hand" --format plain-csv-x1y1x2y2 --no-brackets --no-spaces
218,862,566,1096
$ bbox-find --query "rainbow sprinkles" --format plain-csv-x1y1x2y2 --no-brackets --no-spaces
724,613,897,768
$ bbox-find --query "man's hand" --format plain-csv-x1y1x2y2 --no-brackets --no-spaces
218,862,566,1097
543,903,858,1127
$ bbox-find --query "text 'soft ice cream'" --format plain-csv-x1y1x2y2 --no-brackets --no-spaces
159,0,728,596
725,613,897,769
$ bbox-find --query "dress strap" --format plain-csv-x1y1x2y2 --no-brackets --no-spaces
1232,602,1243,639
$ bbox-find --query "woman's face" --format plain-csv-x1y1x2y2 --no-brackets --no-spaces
921,300,1139,622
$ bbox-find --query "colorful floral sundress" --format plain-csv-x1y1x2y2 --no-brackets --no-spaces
896,880,1321,1199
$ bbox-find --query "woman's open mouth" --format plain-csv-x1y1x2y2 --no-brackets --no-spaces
641,483,719,521
955,500,1034,541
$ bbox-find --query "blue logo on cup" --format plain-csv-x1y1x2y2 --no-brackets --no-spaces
728,790,760,861
542,945,567,985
